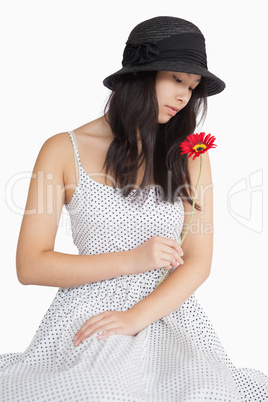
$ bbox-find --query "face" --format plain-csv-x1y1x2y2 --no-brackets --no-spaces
155,71,201,124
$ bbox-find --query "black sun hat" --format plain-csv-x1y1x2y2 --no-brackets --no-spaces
103,16,225,97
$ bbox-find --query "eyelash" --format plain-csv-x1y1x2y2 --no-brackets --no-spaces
173,75,195,92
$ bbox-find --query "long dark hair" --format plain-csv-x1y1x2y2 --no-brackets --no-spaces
102,71,207,208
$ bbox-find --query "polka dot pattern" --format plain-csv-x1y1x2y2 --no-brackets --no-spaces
1,130,267,401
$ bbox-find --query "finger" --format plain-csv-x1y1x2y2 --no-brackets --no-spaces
74,313,107,339
74,322,117,346
74,318,108,341
160,244,184,265
172,241,183,256
160,253,181,268
159,236,184,256
97,328,121,341
74,313,116,342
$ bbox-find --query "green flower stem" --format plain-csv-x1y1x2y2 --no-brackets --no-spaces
155,154,203,289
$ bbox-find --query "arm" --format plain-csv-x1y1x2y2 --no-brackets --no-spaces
16,133,130,287
129,151,213,327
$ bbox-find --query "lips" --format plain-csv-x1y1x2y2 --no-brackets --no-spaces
166,106,179,116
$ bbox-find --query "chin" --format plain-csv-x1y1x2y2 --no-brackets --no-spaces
158,117,173,124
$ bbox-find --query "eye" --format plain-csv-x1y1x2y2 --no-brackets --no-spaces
173,75,182,83
190,83,200,93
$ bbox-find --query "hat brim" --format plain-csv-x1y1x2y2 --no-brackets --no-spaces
103,61,225,97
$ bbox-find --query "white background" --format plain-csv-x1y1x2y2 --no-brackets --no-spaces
0,0,267,376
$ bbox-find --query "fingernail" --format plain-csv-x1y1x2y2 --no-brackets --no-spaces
73,337,80,346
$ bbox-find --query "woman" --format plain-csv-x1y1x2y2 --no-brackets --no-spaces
1,16,267,401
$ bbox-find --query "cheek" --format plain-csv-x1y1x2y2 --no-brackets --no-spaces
184,93,192,107
157,105,173,124
179,91,192,110
155,79,170,103
155,86,162,106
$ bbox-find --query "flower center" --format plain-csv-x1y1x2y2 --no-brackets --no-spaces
193,143,207,152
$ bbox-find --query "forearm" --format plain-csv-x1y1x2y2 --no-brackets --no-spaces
130,256,211,328
16,249,131,287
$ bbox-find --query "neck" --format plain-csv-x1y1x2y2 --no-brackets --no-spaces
98,113,114,139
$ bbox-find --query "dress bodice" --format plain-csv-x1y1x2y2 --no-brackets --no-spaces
64,131,185,256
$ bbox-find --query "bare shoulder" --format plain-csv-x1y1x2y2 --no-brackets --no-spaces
34,117,114,205
33,131,76,187
39,131,73,160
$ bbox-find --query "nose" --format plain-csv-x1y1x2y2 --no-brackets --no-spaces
176,86,191,104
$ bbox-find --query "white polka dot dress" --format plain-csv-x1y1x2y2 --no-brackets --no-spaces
1,130,268,401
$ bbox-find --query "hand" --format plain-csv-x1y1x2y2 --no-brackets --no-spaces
73,309,145,346
127,236,184,274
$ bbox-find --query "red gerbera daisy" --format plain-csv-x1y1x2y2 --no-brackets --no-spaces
180,132,217,160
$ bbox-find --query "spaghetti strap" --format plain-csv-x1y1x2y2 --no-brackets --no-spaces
67,130,81,165
67,130,81,184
